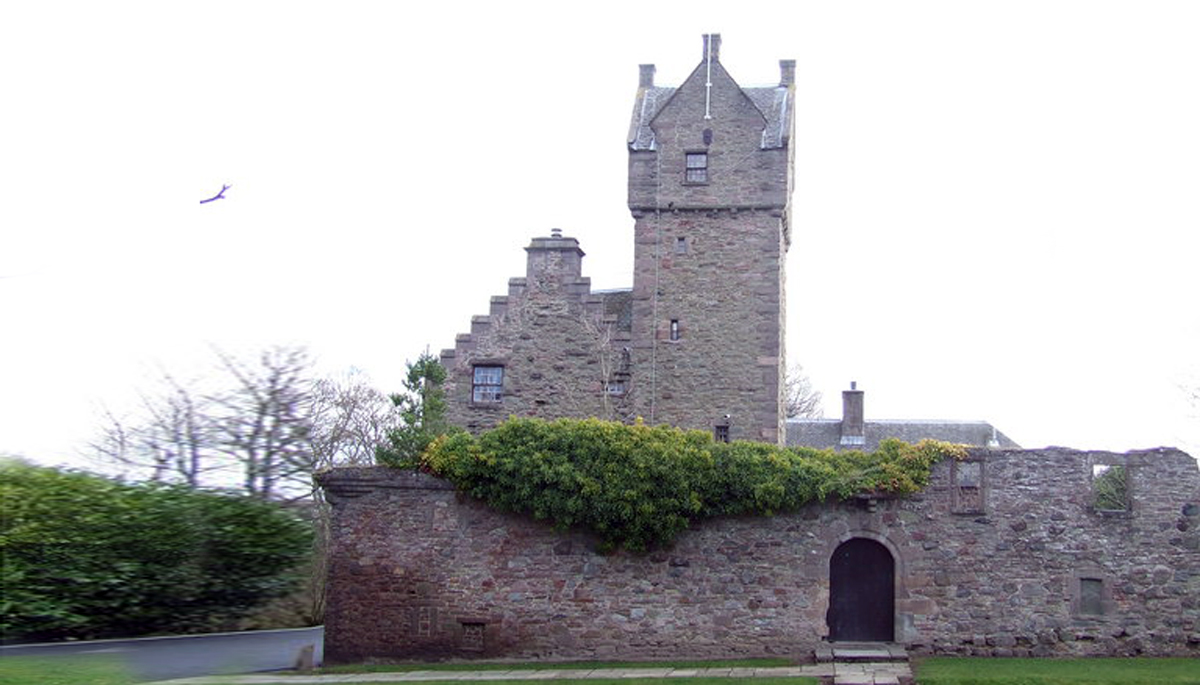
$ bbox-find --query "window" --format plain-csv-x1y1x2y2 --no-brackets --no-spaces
714,424,730,443
604,379,627,396
472,365,503,403
1092,463,1129,511
951,460,984,514
669,319,680,341
675,236,688,254
685,152,708,183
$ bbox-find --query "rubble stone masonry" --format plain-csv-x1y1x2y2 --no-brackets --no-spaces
439,35,793,444
318,447,1200,662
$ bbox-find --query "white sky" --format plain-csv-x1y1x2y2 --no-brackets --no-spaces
2,0,1198,468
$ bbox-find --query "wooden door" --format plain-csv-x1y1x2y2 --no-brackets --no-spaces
827,538,895,642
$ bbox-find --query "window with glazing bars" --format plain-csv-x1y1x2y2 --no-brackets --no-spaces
685,153,708,183
472,366,504,403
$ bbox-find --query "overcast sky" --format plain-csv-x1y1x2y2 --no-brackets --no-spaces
3,1,1198,468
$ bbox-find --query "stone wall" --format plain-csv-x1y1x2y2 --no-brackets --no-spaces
319,448,1200,663
439,36,793,444
625,41,793,444
627,209,787,444
440,233,633,434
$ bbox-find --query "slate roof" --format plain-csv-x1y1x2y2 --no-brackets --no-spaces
627,83,791,151
786,419,1021,451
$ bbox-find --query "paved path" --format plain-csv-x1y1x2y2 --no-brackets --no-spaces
1,627,324,683
149,661,913,684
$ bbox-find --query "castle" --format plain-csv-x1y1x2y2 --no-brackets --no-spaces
317,36,1199,663
438,34,1015,450
440,34,792,445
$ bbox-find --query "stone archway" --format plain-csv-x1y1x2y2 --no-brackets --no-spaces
827,537,895,642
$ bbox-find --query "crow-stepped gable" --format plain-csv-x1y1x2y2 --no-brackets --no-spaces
441,35,795,443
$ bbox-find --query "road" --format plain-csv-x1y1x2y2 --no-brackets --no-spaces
0,626,323,682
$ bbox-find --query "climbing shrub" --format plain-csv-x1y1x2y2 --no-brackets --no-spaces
422,417,966,551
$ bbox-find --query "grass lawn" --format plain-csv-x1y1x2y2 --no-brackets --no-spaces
915,656,1200,685
0,654,135,685
260,680,816,685
313,657,797,673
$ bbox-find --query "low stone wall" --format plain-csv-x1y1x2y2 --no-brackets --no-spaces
318,448,1200,663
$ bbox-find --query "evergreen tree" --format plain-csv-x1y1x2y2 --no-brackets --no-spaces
376,352,450,467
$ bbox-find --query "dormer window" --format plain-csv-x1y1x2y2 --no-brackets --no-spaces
685,152,708,183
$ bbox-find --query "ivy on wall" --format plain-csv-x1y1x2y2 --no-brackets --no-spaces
421,417,967,551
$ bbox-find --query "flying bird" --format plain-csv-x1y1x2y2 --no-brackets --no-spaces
200,184,231,204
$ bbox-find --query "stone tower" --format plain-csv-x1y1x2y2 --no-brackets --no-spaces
627,34,796,444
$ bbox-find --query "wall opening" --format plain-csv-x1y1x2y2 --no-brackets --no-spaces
1079,578,1104,616
1091,463,1129,512
827,538,895,642
460,621,485,651
952,459,984,514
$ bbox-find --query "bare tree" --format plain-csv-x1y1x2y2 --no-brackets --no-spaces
90,375,216,486
89,346,396,498
785,364,824,419
210,347,316,500
307,372,399,470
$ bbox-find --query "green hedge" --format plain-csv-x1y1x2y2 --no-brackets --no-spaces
0,461,311,641
423,417,966,551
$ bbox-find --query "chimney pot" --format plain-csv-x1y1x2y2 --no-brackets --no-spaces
639,64,656,88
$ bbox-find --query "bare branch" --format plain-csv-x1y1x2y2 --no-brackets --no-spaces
785,364,824,419
199,184,231,204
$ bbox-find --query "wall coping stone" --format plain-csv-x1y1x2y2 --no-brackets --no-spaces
316,467,453,504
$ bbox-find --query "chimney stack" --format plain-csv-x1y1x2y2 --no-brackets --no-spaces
840,382,865,446
703,34,722,62
639,64,656,88
779,59,796,87
525,230,584,286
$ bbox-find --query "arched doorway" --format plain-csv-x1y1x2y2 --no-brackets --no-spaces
827,537,895,642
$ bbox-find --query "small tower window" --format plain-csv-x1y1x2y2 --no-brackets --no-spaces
472,365,504,403
685,152,708,183
675,236,688,254
669,319,681,341
604,379,627,396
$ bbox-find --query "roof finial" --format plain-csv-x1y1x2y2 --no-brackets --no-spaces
703,34,716,120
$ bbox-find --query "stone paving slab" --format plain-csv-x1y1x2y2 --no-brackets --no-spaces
149,662,906,685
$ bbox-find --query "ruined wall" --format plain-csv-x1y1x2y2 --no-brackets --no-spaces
319,448,1200,663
